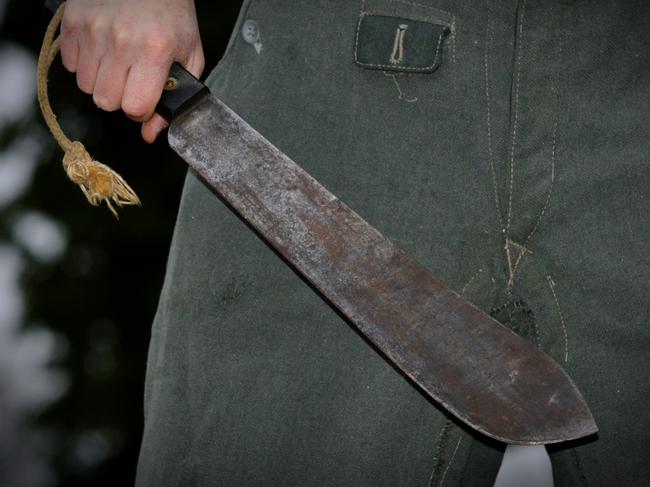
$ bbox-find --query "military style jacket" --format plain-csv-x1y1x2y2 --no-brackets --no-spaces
137,1,650,485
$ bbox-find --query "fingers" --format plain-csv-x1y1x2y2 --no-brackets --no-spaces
76,44,101,95
93,53,129,112
75,18,108,95
59,17,80,73
186,43,206,79
60,8,101,93
122,56,170,123
125,59,170,144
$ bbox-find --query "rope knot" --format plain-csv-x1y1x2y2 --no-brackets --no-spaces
62,141,91,184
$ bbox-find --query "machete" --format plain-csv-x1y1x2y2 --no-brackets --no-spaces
154,64,597,445
39,0,597,443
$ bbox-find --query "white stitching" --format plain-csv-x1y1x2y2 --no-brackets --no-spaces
507,238,532,288
461,268,484,295
428,420,452,487
508,13,565,285
547,275,569,362
450,15,457,64
354,14,365,64
438,435,463,487
483,1,505,235
505,0,528,236
363,3,454,28
384,72,419,102
504,0,528,287
521,30,564,248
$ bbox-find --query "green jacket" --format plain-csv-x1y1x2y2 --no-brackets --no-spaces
137,1,650,485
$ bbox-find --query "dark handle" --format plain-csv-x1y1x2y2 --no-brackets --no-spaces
155,63,210,123
43,1,210,123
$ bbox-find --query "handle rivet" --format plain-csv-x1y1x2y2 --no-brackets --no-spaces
165,77,178,90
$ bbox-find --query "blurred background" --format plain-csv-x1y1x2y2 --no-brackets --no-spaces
0,1,242,485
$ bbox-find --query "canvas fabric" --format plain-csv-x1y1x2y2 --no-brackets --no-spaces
136,1,650,485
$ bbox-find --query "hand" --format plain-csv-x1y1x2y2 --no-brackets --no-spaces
59,0,205,143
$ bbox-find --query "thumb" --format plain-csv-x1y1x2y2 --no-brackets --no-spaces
142,114,168,144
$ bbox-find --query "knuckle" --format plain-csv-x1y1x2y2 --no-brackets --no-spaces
61,15,80,36
88,17,108,37
61,5,83,31
141,34,174,57
111,20,132,47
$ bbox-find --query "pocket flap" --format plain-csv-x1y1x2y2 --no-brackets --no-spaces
354,14,449,73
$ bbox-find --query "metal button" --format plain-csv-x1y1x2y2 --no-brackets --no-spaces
241,19,260,44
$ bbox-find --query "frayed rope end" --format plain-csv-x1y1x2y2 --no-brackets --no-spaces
62,141,141,219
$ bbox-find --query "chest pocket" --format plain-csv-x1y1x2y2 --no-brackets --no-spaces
354,0,453,73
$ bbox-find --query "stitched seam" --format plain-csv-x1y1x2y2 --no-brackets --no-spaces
507,241,530,288
438,435,463,487
505,0,528,235
508,14,565,286
385,72,419,102
506,238,533,289
428,420,453,487
354,14,365,65
362,4,454,28
521,30,564,249
461,268,484,295
571,449,591,486
354,13,446,71
547,275,569,363
354,13,365,65
483,2,504,235
450,15,457,64
505,0,528,286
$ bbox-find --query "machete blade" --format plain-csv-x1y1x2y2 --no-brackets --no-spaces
167,93,597,445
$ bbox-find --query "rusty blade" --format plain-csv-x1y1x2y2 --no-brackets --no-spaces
168,95,598,445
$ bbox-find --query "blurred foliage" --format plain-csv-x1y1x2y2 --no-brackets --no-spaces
0,1,243,485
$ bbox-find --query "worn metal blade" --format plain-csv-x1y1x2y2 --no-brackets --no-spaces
167,94,598,445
